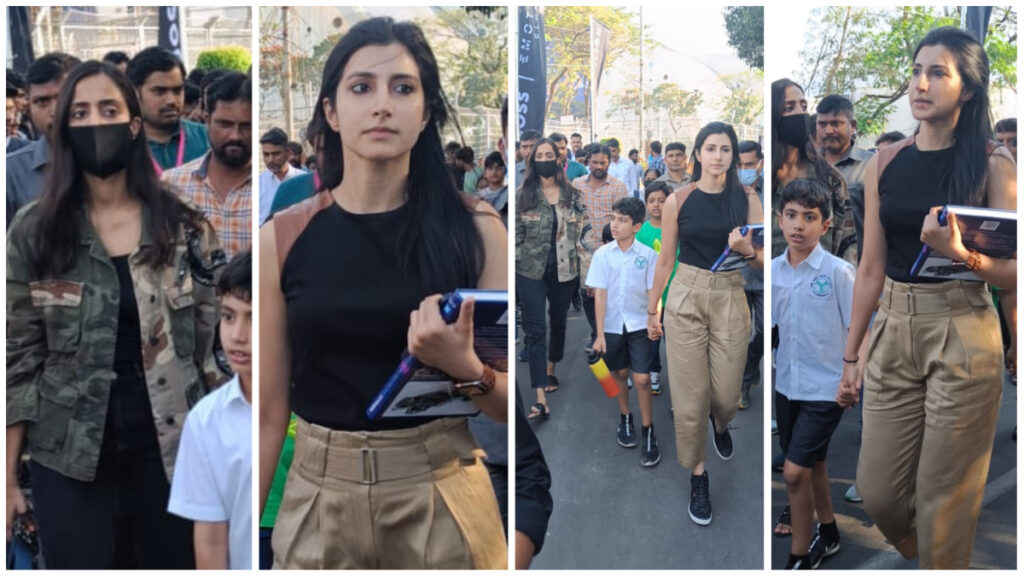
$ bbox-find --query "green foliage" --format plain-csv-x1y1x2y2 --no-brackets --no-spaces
723,6,764,70
648,82,703,136
543,6,649,121
799,6,1017,136
418,7,508,109
196,46,251,73
718,70,764,126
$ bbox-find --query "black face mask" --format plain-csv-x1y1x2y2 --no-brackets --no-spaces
534,160,559,178
69,123,134,178
779,113,810,148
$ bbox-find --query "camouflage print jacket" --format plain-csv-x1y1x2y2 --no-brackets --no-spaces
6,202,227,482
515,187,593,282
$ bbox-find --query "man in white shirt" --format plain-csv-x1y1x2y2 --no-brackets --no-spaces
627,149,645,198
259,127,304,224
605,138,635,193
587,197,660,468
169,251,253,569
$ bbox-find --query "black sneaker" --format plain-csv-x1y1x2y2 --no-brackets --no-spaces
807,523,840,569
688,471,712,525
617,413,637,448
640,425,660,467
709,414,733,460
785,553,812,569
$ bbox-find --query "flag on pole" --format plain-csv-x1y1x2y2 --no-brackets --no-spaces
8,7,35,74
158,6,188,64
517,6,547,135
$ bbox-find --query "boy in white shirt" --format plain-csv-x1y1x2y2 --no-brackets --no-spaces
772,181,855,569
168,249,253,569
587,197,660,467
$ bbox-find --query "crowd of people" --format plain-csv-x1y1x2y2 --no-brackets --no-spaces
769,26,1016,570
6,45,254,569
514,116,767,530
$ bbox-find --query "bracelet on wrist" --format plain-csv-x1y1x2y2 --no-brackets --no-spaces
843,357,859,364
647,310,658,316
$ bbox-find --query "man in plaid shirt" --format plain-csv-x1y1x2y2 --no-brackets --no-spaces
163,72,252,259
572,144,630,233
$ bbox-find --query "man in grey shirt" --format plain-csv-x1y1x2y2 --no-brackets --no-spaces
7,52,80,228
654,141,690,191
815,95,874,264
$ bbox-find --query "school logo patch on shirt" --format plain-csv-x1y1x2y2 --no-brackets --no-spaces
810,274,832,297
634,255,648,269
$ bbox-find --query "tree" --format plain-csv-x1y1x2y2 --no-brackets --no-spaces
799,6,1018,136
418,7,508,109
542,7,646,122
718,70,764,126
648,82,703,137
724,6,764,70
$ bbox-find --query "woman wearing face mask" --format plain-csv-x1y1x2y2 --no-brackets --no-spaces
516,137,593,419
835,27,1015,569
770,79,846,259
6,61,224,569
259,18,508,569
642,167,661,188
647,121,763,526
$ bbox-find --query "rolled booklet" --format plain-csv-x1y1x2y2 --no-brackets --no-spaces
909,205,1016,281
366,289,508,420
710,224,765,272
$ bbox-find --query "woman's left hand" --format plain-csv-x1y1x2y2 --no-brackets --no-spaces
408,295,485,383
728,226,754,256
920,207,969,261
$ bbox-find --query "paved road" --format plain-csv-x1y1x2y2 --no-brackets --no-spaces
769,371,1017,569
519,307,764,570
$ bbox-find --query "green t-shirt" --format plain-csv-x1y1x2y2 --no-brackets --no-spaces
260,414,297,528
463,166,484,194
148,119,209,170
635,220,677,306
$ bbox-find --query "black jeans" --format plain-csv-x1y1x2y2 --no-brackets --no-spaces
31,366,194,569
649,309,665,373
517,271,576,388
742,289,764,392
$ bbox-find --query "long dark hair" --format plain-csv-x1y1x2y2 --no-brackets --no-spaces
913,26,994,206
690,121,748,228
770,78,844,204
308,17,483,293
517,137,577,211
34,60,201,276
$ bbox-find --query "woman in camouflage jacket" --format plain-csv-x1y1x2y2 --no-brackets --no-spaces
6,60,225,569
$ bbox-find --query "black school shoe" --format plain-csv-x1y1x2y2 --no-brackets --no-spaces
709,414,734,460
785,554,812,569
807,522,840,569
640,425,660,467
688,471,712,525
617,413,637,448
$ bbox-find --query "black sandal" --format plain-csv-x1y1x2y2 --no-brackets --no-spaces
528,403,550,420
543,374,560,393
773,505,792,538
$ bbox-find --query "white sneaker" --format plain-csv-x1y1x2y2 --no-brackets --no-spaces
651,371,661,395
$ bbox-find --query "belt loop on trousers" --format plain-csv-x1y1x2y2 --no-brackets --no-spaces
904,292,916,315
360,448,379,485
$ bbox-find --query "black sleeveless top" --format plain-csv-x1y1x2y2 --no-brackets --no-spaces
281,201,438,431
677,188,736,270
112,256,143,369
878,144,957,283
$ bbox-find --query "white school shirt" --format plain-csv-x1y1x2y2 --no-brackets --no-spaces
771,244,856,402
168,375,253,569
608,156,634,192
586,238,658,334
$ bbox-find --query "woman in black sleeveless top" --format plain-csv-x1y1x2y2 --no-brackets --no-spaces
648,122,762,526
837,27,1015,568
258,18,507,569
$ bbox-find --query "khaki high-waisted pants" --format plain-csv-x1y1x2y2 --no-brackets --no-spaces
271,417,507,569
857,278,1003,569
663,263,751,469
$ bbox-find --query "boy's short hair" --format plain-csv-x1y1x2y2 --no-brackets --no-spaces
628,148,639,157
650,140,662,154
611,196,646,225
217,249,251,303
484,150,505,169
601,223,613,244
644,179,672,201
548,132,567,145
605,137,620,149
780,179,831,222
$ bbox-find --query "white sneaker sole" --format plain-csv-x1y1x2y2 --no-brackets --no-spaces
714,441,733,461
688,506,712,526
641,453,661,467
811,543,840,569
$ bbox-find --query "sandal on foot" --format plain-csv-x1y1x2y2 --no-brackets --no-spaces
528,403,550,420
774,505,792,538
543,375,560,393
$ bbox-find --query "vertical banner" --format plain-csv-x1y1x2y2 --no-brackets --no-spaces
517,6,547,135
590,16,610,141
158,6,187,63
8,6,35,74
962,6,992,43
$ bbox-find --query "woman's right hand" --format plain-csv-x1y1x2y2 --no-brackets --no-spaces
836,362,862,408
6,481,29,541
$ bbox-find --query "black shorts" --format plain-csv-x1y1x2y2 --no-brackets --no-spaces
775,391,843,468
604,328,651,374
